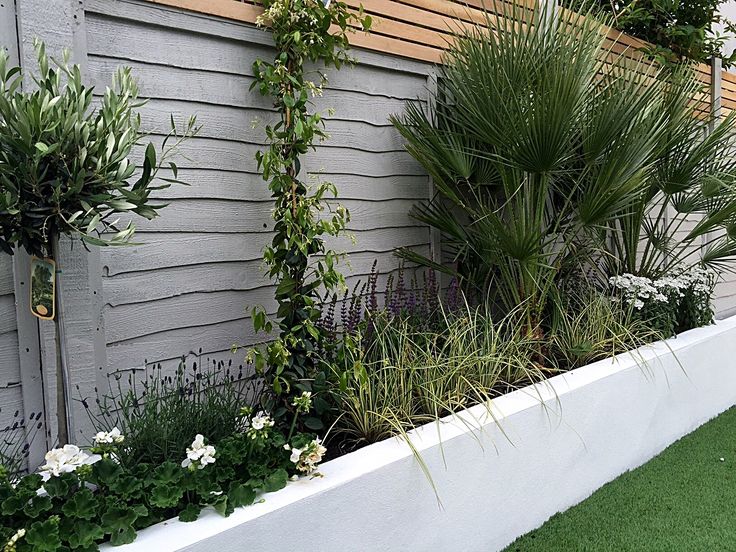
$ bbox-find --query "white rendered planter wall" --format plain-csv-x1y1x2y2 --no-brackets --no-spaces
106,316,736,552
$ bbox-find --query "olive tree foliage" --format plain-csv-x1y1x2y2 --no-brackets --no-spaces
0,40,197,258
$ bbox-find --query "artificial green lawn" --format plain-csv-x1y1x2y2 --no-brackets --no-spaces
505,406,736,551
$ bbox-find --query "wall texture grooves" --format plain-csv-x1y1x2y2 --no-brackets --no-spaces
84,0,433,374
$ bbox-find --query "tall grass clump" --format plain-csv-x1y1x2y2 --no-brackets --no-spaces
327,267,665,450
331,305,541,450
548,285,664,368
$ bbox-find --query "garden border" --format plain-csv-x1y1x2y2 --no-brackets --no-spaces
106,315,736,552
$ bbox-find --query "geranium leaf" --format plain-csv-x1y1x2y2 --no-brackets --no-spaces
262,468,288,493
26,517,62,551
228,483,256,509
178,503,201,522
61,488,98,519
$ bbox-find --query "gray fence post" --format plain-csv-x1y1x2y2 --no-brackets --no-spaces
13,253,49,469
426,69,442,268
15,0,107,445
712,57,722,130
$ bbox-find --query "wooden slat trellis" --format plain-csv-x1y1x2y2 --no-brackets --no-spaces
145,0,719,116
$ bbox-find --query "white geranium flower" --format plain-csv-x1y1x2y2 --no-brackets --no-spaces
289,447,303,464
38,445,101,481
288,438,327,473
93,427,124,445
249,411,275,432
181,434,216,470
292,391,313,413
308,438,327,464
4,528,25,549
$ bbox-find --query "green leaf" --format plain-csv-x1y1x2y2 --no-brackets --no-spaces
144,142,157,170
303,416,324,430
228,483,256,508
24,494,53,518
152,461,184,486
178,503,201,522
107,199,138,210
1,494,28,515
101,505,140,546
262,468,288,493
61,488,98,519
92,457,123,486
43,474,73,497
151,484,184,508
26,517,62,552
66,520,105,549
212,494,229,516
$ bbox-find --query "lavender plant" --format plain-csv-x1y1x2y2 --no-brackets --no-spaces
81,357,258,467
0,411,43,476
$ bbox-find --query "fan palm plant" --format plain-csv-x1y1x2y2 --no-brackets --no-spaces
392,2,672,333
603,69,736,278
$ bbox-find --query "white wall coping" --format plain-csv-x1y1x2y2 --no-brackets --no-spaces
106,315,736,551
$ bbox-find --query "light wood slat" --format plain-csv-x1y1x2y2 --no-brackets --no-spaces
722,70,736,85
148,0,261,21
347,29,444,63
362,14,455,50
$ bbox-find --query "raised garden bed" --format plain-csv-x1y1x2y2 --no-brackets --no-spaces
105,315,736,552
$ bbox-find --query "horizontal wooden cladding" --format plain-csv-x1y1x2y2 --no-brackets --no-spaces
103,252,420,341
722,70,736,115
102,248,412,306
104,260,426,365
0,295,17,335
0,387,24,433
0,331,21,388
0,262,13,298
113,197,421,233
101,227,430,275
143,0,723,97
145,0,261,22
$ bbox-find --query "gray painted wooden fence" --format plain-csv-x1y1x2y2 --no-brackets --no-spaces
1,0,434,458
0,0,49,469
3,0,736,467
83,0,433,379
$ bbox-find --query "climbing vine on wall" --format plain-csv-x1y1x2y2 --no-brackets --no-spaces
250,0,371,424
